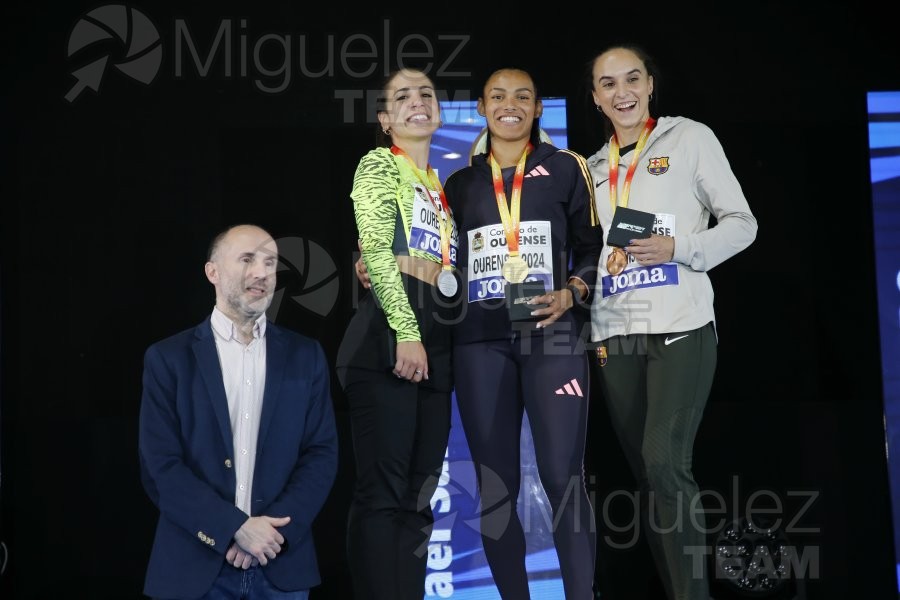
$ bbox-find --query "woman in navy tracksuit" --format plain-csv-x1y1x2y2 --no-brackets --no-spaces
444,67,604,599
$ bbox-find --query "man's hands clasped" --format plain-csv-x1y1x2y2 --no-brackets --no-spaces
228,515,291,569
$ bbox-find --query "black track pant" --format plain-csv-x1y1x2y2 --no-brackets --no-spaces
338,276,455,600
343,371,451,600
597,322,717,600
454,331,596,599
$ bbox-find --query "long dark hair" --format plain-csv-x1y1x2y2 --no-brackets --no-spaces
582,44,661,143
480,67,544,154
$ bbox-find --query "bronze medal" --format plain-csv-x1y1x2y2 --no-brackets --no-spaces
501,255,528,283
607,119,657,276
606,247,628,276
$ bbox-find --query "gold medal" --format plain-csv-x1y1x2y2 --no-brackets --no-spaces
489,144,532,286
606,247,628,276
502,255,528,283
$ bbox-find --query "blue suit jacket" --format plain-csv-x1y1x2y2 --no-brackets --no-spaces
139,317,338,599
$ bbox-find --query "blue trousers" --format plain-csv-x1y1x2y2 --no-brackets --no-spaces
158,563,309,600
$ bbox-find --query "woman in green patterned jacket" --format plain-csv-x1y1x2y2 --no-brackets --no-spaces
336,68,460,600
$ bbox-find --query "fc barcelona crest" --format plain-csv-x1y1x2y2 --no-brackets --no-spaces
596,345,608,367
647,156,669,175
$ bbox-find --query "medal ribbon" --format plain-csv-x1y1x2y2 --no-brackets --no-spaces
488,142,533,257
391,146,453,270
608,118,656,211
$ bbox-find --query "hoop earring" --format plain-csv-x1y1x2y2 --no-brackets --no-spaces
595,105,603,114
649,94,653,102
382,128,391,135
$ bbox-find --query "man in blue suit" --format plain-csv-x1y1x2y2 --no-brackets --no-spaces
139,224,338,599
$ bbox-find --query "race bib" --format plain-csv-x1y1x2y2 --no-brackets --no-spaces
601,212,679,298
408,183,459,266
652,213,676,237
601,263,680,298
467,220,553,302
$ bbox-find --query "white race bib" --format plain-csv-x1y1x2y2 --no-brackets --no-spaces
467,220,553,302
408,183,458,266
652,212,676,237
601,212,679,298
616,211,678,270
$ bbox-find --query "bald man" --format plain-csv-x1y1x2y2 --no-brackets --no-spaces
139,224,338,600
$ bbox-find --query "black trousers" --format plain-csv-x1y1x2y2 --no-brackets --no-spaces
343,371,451,600
454,330,596,599
337,276,455,600
597,322,717,600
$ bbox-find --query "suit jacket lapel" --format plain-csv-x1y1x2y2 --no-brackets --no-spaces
257,324,286,452
193,320,235,457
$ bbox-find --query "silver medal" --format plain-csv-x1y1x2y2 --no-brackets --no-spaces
437,270,458,297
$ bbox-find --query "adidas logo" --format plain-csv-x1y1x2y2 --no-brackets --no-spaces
554,378,583,397
524,165,550,178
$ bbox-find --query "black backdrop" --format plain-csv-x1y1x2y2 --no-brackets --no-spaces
2,2,899,599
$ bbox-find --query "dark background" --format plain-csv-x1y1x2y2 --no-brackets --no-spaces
2,2,899,598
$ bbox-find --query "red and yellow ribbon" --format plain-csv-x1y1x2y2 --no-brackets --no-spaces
488,142,533,257
608,118,656,212
391,145,453,270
